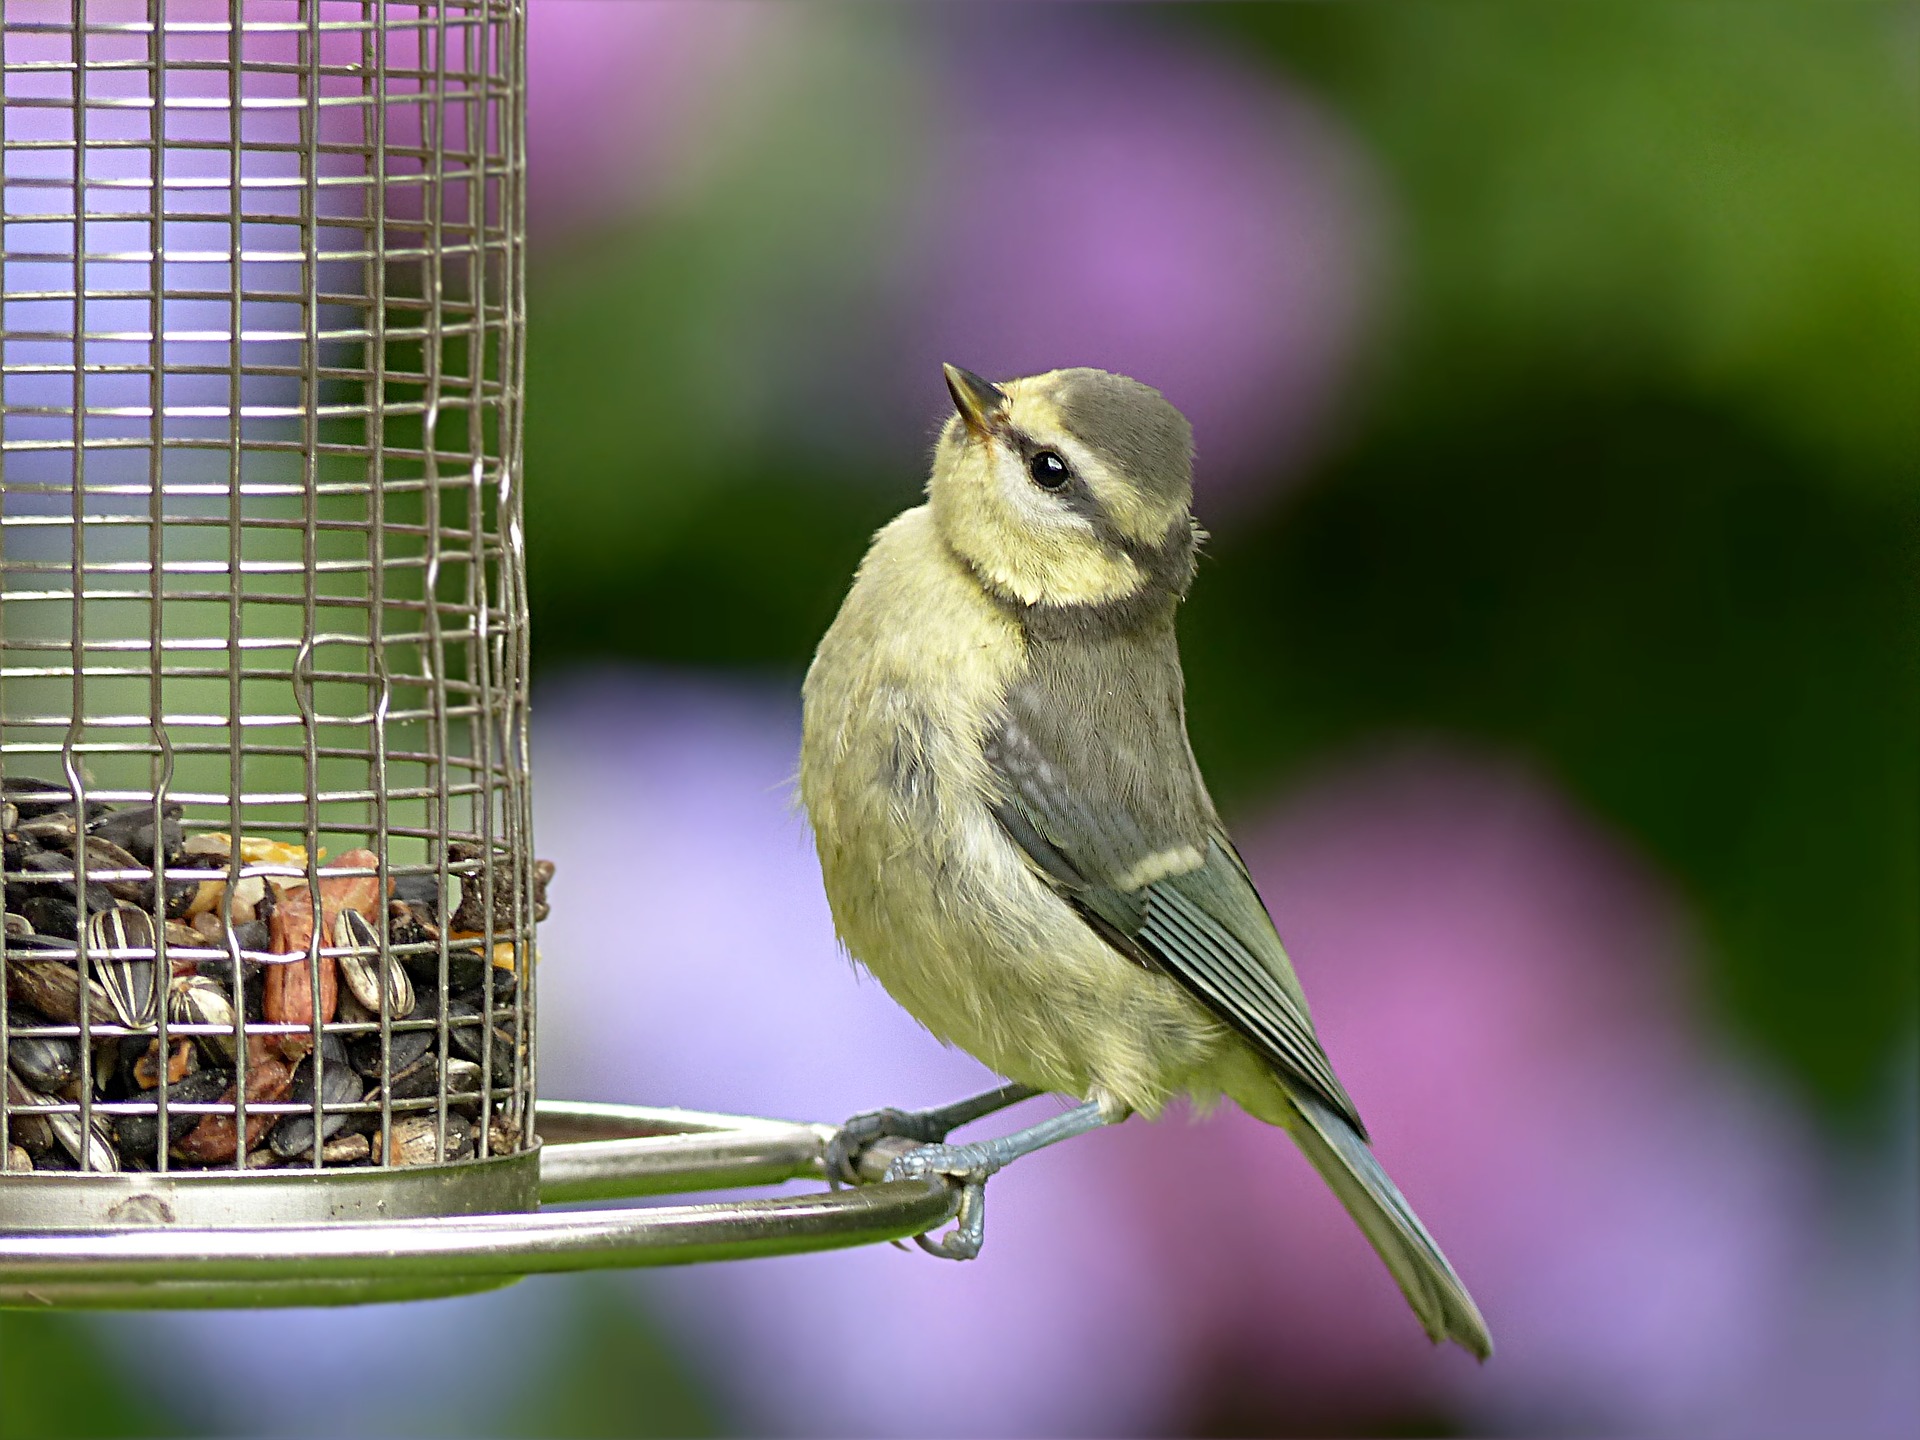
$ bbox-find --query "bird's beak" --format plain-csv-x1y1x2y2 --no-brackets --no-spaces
943,363,1006,437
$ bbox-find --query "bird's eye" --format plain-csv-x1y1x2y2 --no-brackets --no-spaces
1028,450,1071,491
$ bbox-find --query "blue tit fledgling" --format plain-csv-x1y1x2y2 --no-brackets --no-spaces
799,364,1491,1359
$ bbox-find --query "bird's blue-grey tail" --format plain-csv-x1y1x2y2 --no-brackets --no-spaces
1289,1093,1494,1360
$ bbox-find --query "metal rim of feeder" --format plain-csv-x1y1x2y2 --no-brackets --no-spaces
1,1,947,1302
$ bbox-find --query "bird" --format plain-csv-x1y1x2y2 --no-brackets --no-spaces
798,363,1492,1359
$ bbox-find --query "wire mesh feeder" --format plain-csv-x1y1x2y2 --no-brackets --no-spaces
0,1,957,1308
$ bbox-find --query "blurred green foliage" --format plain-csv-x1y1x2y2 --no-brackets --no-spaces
1234,3,1919,483
522,2,1915,1117
0,1284,720,1440
525,9,920,655
1184,391,1915,1112
1197,0,1919,1112
500,1278,721,1439
0,1312,184,1438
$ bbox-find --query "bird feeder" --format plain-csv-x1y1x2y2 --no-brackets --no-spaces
0,0,953,1307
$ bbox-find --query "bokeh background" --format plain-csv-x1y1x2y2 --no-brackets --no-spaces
4,3,1915,1436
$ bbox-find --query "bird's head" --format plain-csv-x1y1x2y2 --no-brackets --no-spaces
928,364,1197,613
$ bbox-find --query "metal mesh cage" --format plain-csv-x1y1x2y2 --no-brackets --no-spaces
0,1,974,1300
1,0,533,1214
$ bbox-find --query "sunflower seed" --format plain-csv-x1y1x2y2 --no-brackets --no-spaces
332,907,413,1019
322,1131,371,1165
5,1019,78,1093
269,1035,362,1159
380,1112,474,1167
446,996,516,1076
169,972,240,1063
5,1069,54,1153
50,1109,119,1172
115,1065,232,1159
87,801,183,867
346,983,439,1078
84,906,161,1028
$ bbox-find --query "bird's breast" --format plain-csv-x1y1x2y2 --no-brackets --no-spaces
800,507,1027,832
799,512,1051,1037
796,509,1222,1108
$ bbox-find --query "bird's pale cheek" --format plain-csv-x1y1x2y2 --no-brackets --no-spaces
1035,545,1147,607
930,447,1146,606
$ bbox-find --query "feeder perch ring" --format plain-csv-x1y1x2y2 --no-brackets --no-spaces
0,1101,963,1309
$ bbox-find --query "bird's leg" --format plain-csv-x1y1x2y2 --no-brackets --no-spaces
825,1081,1041,1186
885,1100,1115,1261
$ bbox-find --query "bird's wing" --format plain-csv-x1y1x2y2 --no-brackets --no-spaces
985,642,1366,1135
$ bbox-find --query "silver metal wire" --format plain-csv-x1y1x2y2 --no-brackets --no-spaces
0,1104,967,1309
1,0,530,1186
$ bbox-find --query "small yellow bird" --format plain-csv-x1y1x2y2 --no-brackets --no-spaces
799,364,1491,1358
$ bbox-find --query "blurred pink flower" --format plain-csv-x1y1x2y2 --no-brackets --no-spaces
521,4,1384,511
1112,747,1890,1437
527,1,778,240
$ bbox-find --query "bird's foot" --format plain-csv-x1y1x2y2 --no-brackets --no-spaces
824,1082,1040,1188
883,1141,1004,1260
824,1106,955,1188
830,1095,1108,1261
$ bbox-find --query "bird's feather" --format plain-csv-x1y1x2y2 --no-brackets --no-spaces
983,611,1496,1358
984,613,1367,1135
1289,1091,1494,1359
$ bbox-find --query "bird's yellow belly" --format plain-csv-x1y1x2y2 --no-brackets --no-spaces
798,505,1224,1116
817,772,1225,1117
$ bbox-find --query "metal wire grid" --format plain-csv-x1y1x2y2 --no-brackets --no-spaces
0,0,531,1178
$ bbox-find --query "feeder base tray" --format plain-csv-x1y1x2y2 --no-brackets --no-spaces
0,1144,540,1232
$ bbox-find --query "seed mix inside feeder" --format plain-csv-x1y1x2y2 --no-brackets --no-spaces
1,790,554,1176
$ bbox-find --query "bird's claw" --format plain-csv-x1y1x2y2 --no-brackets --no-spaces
825,1106,954,1188
883,1142,1000,1261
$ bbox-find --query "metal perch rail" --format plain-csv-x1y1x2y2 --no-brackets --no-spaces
0,1103,961,1307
